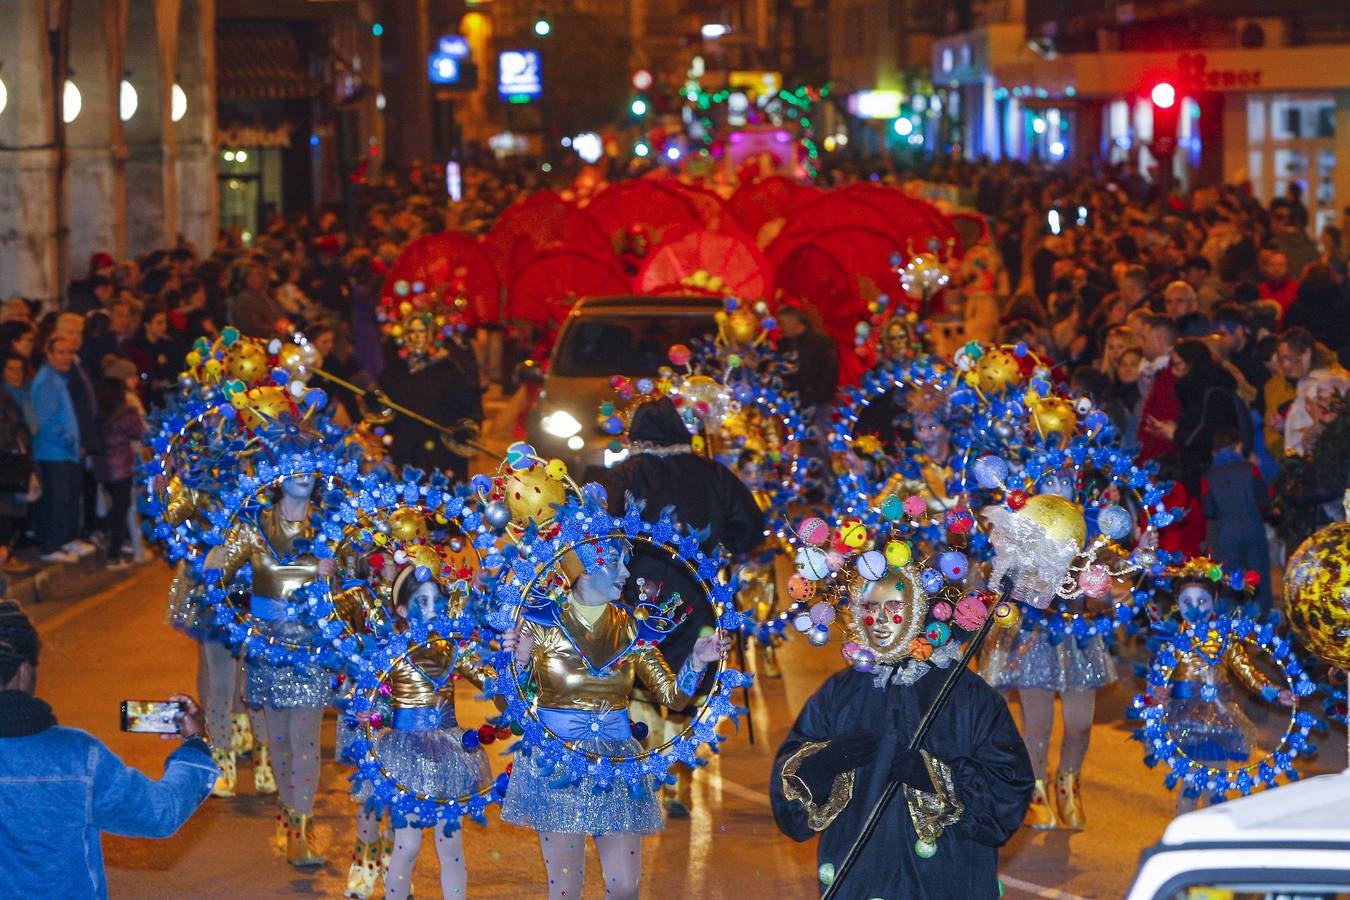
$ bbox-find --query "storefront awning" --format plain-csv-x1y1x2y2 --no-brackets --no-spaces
217,23,322,101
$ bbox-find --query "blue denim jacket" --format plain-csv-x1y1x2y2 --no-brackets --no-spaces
0,725,218,898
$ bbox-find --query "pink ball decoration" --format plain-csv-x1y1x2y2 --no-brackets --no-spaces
668,344,692,366
798,516,830,546
954,595,989,630
841,641,861,659
902,495,927,518
930,601,954,622
1078,564,1111,598
809,602,836,626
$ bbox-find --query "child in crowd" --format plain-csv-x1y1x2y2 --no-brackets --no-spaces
1110,347,1144,444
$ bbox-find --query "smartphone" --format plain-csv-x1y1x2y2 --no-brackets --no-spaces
120,700,185,734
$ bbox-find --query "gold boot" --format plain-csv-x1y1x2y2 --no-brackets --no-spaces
344,839,381,898
379,833,393,877
760,642,782,679
230,713,253,758
1055,770,1085,831
1024,778,1061,830
254,743,277,795
287,809,325,868
210,747,237,799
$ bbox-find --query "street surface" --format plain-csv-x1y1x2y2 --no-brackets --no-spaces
26,561,1348,899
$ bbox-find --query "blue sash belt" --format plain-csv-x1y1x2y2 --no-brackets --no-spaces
537,707,632,741
392,707,457,732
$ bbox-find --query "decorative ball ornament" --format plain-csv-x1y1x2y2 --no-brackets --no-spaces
668,344,692,367
786,573,816,602
798,517,830,546
838,520,869,550
954,595,989,630
1030,396,1079,443
1284,517,1350,670
1098,504,1133,541
992,601,1020,629
857,550,888,582
795,547,831,579
388,508,430,542
225,340,269,383
483,501,512,530
908,637,934,661
1017,494,1088,548
503,465,567,527
974,348,1022,395
1078,564,1112,599
885,541,913,568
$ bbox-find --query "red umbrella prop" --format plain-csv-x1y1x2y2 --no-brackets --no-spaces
485,190,611,278
506,249,631,325
581,180,704,248
656,179,737,233
949,211,990,249
729,176,821,245
767,192,901,254
634,229,772,300
383,232,500,324
838,183,963,256
771,224,904,337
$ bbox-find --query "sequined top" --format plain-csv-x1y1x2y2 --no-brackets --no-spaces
389,638,487,711
215,505,325,600
164,478,212,529
521,601,695,712
1174,632,1274,695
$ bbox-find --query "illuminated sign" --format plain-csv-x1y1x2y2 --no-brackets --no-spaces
498,49,542,102
729,70,781,97
849,90,903,119
428,53,462,84
438,35,470,58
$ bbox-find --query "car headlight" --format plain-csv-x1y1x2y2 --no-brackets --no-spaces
541,409,583,439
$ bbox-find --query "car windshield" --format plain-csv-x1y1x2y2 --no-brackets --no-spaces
553,313,717,377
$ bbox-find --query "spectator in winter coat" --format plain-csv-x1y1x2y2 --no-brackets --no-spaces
228,265,284,339
30,337,85,563
1202,429,1273,613
92,357,145,568
1136,315,1182,463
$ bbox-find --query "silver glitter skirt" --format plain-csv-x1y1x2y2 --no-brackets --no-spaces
981,626,1117,692
500,737,663,836
373,725,491,801
244,621,333,709
1168,685,1256,764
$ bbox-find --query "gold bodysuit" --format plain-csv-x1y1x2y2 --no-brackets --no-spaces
521,601,695,712
215,505,326,601
389,636,487,713
1173,630,1276,696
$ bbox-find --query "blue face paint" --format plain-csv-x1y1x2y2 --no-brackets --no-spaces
1177,584,1215,625
405,581,446,623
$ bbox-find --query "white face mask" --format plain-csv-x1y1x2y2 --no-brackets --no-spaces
280,474,315,500
848,575,928,664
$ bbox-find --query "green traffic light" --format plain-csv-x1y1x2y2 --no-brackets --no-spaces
533,18,551,37
631,98,648,116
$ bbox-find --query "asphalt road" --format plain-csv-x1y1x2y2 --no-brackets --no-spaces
22,558,1346,900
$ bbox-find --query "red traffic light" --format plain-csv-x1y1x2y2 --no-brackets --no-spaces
1150,82,1176,109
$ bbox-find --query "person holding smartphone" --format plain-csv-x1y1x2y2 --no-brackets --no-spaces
0,599,218,899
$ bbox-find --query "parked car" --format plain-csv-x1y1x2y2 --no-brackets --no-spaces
525,295,721,475
1126,769,1350,900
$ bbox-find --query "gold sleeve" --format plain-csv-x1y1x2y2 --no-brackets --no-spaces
454,643,492,691
212,522,260,584
780,741,856,832
903,750,965,848
163,479,198,527
1225,641,1279,697
332,584,377,635
631,644,695,711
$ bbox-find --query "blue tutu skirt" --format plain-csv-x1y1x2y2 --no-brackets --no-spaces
981,626,1117,693
500,736,663,836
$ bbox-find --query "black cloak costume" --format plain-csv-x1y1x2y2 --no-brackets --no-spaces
587,397,765,673
772,665,1033,900
378,341,483,483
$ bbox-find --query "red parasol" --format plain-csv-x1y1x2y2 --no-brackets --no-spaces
485,190,611,279
581,180,705,248
382,232,500,324
506,249,631,325
729,176,821,246
837,183,963,256
655,179,738,233
771,224,905,343
634,229,772,300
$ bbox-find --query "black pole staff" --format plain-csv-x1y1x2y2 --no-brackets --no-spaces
734,624,756,746
309,366,493,456
820,595,1004,900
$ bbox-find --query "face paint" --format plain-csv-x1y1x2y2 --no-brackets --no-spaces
574,540,632,606
1037,472,1076,501
280,473,315,500
404,580,445,623
1177,583,1216,625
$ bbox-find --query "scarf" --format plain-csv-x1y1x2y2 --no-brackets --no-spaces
0,690,57,737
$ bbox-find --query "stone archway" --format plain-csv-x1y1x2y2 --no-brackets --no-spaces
122,0,175,256
174,0,215,253
0,0,59,304
66,0,126,268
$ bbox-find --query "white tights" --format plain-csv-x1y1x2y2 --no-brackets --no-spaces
1018,688,1097,780
263,705,323,814
539,831,642,900
384,825,467,900
197,639,240,747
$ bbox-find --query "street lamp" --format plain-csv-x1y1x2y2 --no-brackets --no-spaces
701,23,729,39
119,79,137,121
533,16,551,37
634,141,650,158
62,80,82,124
1150,81,1176,109
171,83,187,122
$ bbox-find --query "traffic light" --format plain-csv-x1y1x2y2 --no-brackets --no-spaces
630,96,648,118
533,15,551,37
1150,80,1179,158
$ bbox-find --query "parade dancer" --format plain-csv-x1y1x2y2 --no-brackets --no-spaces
210,438,336,867
500,536,728,900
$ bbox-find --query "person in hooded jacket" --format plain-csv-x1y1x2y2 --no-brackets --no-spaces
587,396,765,817
1145,338,1249,492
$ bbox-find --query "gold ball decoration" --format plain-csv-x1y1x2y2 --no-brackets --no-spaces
1031,396,1079,443
726,308,761,345
403,544,443,575
224,340,269,384
1284,520,1350,670
234,385,291,429
975,348,1023,395
504,465,567,527
388,508,430,543
1018,494,1087,550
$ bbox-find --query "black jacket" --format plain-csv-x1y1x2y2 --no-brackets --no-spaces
782,330,840,408
591,450,764,671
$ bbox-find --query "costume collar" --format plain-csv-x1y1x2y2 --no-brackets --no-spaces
870,640,963,690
